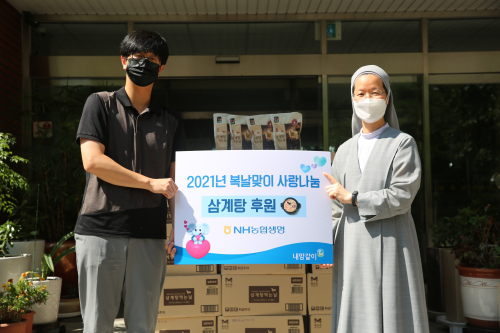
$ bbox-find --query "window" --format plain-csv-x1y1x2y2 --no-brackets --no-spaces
430,82,500,221
327,20,421,54
429,19,500,52
31,23,127,56
135,22,320,55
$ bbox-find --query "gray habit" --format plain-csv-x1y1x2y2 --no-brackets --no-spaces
330,65,429,333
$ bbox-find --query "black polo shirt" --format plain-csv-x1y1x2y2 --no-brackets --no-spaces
75,87,187,239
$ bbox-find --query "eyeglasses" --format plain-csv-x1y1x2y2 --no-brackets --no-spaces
129,53,161,65
353,90,386,101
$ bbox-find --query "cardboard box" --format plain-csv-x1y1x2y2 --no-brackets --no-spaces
166,252,217,276
156,317,217,333
222,274,307,316
221,264,305,275
158,275,221,318
309,315,332,333
311,264,333,274
307,274,332,315
218,315,303,333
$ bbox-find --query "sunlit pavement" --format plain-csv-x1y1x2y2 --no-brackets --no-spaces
32,316,451,333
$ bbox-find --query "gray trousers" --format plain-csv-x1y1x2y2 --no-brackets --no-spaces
75,234,166,333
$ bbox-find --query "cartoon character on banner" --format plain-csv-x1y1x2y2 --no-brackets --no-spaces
184,221,211,259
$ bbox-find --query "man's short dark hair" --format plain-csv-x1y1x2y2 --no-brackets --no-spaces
120,30,169,65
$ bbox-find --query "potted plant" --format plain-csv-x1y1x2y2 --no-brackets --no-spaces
0,222,32,289
0,133,33,286
446,205,500,329
28,232,75,324
27,88,87,298
7,200,45,274
426,211,469,317
431,217,467,324
0,274,49,333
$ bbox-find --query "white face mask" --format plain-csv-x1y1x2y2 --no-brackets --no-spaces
353,98,387,124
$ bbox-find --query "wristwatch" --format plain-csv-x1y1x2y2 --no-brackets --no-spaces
352,191,358,206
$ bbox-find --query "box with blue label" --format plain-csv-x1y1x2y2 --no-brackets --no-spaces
218,315,303,333
221,274,307,316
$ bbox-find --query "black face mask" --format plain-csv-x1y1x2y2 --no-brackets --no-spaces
126,58,160,87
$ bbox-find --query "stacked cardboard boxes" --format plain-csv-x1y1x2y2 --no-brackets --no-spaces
219,265,307,332
309,315,332,333
156,317,217,333
307,274,332,315
218,315,304,332
155,227,220,332
161,213,333,332
308,265,333,332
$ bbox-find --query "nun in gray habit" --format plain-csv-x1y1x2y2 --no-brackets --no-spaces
324,65,429,333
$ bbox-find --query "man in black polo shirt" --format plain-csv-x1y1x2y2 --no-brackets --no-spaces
75,30,186,333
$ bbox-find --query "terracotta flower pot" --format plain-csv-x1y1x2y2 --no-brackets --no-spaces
20,311,35,333
456,265,500,329
44,240,77,297
0,319,27,333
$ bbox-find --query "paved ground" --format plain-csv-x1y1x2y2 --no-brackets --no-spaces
32,316,452,333
33,302,454,333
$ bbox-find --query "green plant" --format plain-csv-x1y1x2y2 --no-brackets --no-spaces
495,245,500,263
26,87,89,242
0,273,49,324
431,204,493,248
41,231,75,280
0,133,28,215
436,205,500,269
0,222,21,257
22,82,123,242
8,200,42,241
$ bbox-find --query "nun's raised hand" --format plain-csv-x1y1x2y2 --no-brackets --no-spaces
323,172,352,205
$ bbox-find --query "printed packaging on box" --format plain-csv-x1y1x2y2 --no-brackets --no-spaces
158,275,221,318
311,264,333,274
307,274,332,315
156,316,217,333
218,315,303,333
213,113,231,150
167,223,173,238
309,315,332,333
222,274,307,316
166,252,217,276
221,264,305,275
